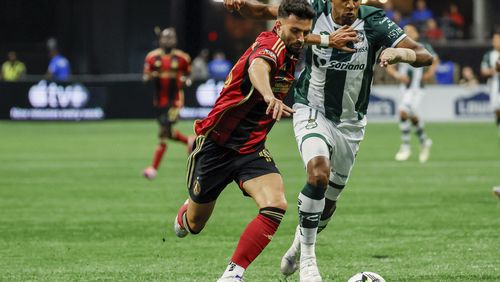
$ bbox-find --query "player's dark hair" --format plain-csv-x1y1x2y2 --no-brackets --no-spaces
278,0,316,20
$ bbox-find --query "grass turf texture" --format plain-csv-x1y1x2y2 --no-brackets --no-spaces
0,120,499,281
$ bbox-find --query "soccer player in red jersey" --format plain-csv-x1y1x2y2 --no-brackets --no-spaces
142,28,195,180
172,0,315,281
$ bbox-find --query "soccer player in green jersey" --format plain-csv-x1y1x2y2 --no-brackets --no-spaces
480,30,500,140
224,1,433,281
386,24,439,163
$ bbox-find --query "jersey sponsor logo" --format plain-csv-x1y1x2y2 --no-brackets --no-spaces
454,92,490,117
325,60,366,71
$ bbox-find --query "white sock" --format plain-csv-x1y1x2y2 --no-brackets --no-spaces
298,191,325,258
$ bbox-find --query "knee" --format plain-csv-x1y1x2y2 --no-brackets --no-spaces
307,170,329,188
306,158,330,188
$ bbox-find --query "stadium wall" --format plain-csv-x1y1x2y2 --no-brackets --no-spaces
0,81,492,122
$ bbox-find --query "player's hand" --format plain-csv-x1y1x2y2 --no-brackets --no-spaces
263,95,294,121
224,0,245,12
379,48,400,68
329,25,359,52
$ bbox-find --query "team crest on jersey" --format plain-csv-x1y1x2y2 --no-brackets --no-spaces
305,119,318,129
170,58,179,69
193,179,201,196
356,31,365,42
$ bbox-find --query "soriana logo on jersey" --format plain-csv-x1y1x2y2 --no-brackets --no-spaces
10,80,105,120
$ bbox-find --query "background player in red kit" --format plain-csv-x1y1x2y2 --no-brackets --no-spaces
142,28,195,180
172,1,315,281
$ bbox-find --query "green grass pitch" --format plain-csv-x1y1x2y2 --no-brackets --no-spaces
0,120,499,281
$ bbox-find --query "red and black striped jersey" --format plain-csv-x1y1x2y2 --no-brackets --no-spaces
144,48,191,108
195,28,297,154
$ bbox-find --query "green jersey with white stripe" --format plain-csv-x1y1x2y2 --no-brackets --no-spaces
294,3,406,122
481,49,500,94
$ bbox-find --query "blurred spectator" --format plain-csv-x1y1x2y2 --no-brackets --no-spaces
383,1,394,20
208,51,232,81
46,48,71,81
1,51,26,81
458,66,479,88
435,56,458,85
412,0,433,25
442,3,464,39
392,11,410,29
191,49,210,81
425,19,444,42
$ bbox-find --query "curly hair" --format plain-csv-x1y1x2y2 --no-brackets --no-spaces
278,0,316,20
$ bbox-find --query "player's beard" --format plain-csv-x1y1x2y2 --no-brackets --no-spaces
287,42,304,56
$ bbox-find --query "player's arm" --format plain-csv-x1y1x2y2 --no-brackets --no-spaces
423,55,439,82
379,37,433,68
481,54,496,78
224,0,277,20
305,25,359,53
248,58,294,120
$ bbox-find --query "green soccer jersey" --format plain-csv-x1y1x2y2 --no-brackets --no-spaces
481,49,500,94
294,3,407,122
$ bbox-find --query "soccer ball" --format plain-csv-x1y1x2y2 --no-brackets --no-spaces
347,271,385,282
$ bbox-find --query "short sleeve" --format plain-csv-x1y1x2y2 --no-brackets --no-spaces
481,52,491,71
366,10,406,48
249,38,283,71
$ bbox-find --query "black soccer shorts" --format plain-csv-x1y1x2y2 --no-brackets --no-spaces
186,136,280,204
155,106,179,127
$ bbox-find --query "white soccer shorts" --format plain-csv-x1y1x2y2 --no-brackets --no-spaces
398,88,425,116
293,104,365,189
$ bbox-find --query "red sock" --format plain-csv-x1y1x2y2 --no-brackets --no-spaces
152,142,167,169
172,130,188,144
230,213,281,269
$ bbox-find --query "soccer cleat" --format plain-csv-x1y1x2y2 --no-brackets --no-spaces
280,225,301,276
173,199,189,238
419,139,433,163
143,166,157,180
492,186,500,200
216,275,244,282
187,135,196,155
299,256,322,282
395,144,411,161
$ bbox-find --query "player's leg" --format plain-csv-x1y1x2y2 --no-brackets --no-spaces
395,91,412,161
281,105,331,280
219,172,287,281
316,125,363,233
165,106,194,146
174,137,233,237
144,108,170,180
409,90,432,163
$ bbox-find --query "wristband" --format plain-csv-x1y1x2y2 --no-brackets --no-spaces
320,34,329,47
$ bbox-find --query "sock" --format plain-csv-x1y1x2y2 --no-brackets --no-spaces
230,207,285,269
399,119,410,145
414,122,428,145
152,142,167,169
317,183,343,233
298,183,325,258
172,130,188,144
